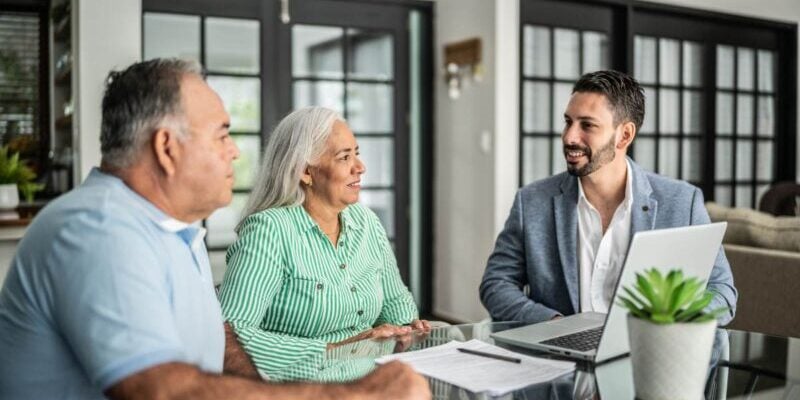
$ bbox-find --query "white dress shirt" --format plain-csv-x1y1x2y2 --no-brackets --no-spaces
577,160,633,313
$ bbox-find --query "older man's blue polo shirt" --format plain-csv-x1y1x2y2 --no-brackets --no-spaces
0,169,224,399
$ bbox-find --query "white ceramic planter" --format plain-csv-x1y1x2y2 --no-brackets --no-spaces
0,183,19,210
627,314,717,400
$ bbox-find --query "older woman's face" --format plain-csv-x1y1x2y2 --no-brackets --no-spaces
306,121,366,210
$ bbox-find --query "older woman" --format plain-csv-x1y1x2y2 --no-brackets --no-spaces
219,107,428,382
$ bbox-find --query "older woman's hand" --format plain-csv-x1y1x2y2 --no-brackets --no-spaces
409,319,431,333
328,324,412,350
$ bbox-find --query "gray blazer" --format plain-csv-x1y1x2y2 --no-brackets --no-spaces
480,159,738,325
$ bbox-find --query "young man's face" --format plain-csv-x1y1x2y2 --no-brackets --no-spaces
561,91,624,177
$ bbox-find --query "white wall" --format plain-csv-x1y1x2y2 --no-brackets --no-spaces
432,0,800,322
75,0,141,181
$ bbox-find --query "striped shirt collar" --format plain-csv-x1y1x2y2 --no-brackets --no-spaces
290,204,364,234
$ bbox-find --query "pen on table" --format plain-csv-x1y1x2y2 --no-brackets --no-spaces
457,347,522,363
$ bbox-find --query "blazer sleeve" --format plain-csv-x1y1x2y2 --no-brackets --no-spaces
218,214,327,382
480,190,562,323
690,187,738,326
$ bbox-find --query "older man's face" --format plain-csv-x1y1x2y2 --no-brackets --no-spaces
174,75,240,219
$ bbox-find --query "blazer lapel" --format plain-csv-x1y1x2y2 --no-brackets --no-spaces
554,175,579,314
629,158,658,235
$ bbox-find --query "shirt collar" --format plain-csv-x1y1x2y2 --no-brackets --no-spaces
290,204,364,234
576,159,634,213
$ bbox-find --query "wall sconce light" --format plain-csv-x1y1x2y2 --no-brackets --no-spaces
444,38,483,99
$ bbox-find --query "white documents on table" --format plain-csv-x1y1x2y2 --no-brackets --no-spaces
375,339,575,396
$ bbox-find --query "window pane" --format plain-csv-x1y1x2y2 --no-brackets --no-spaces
757,95,774,137
347,83,393,133
358,137,393,187
735,185,753,208
634,136,656,172
737,48,754,90
756,142,774,181
682,91,702,134
634,36,657,84
641,86,657,134
658,138,679,179
293,80,344,114
347,29,392,80
144,13,200,62
716,93,733,135
736,140,753,180
206,194,248,248
682,41,703,87
292,25,343,79
523,25,550,78
682,138,702,181
582,31,608,73
757,50,774,93
523,137,550,184
232,135,260,190
659,89,679,134
207,76,260,133
715,139,732,180
715,185,732,206
523,81,550,132
551,83,572,131
551,137,565,175
658,38,680,85
716,45,734,89
360,190,394,238
554,28,579,79
205,17,259,74
756,184,770,208
736,94,754,136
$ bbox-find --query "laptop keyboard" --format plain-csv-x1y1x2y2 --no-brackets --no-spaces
540,327,603,352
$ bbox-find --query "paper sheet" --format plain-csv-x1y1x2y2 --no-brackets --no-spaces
375,339,575,396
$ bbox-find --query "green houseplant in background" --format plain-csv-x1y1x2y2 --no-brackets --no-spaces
617,268,728,400
0,145,44,214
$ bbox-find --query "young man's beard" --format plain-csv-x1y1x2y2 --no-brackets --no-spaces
565,135,617,177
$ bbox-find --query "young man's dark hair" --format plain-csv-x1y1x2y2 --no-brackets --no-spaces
572,70,646,132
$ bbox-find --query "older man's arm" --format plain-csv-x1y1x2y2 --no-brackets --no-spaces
223,323,260,379
479,191,562,323
690,187,738,326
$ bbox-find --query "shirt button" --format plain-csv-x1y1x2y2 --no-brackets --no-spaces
351,286,357,293
340,263,347,270
316,283,324,290
357,310,364,316
350,326,356,331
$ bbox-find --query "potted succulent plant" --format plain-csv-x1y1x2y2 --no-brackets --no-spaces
617,268,728,400
0,145,44,214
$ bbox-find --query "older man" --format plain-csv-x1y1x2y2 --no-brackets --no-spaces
0,59,429,400
480,70,737,326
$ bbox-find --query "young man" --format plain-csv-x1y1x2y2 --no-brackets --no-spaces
0,59,429,400
480,70,736,325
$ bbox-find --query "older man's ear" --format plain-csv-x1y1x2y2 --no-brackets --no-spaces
152,127,182,177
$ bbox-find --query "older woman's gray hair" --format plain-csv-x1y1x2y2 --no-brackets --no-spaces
239,106,343,229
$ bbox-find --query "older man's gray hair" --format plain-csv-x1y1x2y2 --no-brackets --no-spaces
100,58,204,169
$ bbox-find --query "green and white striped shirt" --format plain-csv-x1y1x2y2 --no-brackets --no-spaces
218,203,418,382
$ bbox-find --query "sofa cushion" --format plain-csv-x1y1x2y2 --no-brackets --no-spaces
706,202,800,252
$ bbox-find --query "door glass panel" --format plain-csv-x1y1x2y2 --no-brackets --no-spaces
205,17,259,74
347,29,393,80
757,50,775,92
716,93,733,135
716,45,734,89
206,194,248,248
682,41,703,87
658,138,679,179
715,185,732,206
582,31,607,74
293,80,344,114
736,140,753,180
551,139,565,175
292,25,344,79
736,94,754,136
658,38,680,85
634,36,657,84
735,185,753,208
634,136,656,172
682,91,702,134
737,48,754,90
553,28,579,79
207,76,261,132
757,96,774,137
358,137,393,187
640,87,657,134
551,83,572,131
658,89,679,134
144,13,200,62
232,135,260,190
715,139,732,180
682,138,702,181
523,25,550,78
523,81,550,132
757,142,774,181
347,83,393,133
360,190,394,238
523,137,550,183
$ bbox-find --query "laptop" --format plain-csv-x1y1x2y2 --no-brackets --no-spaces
490,222,727,363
